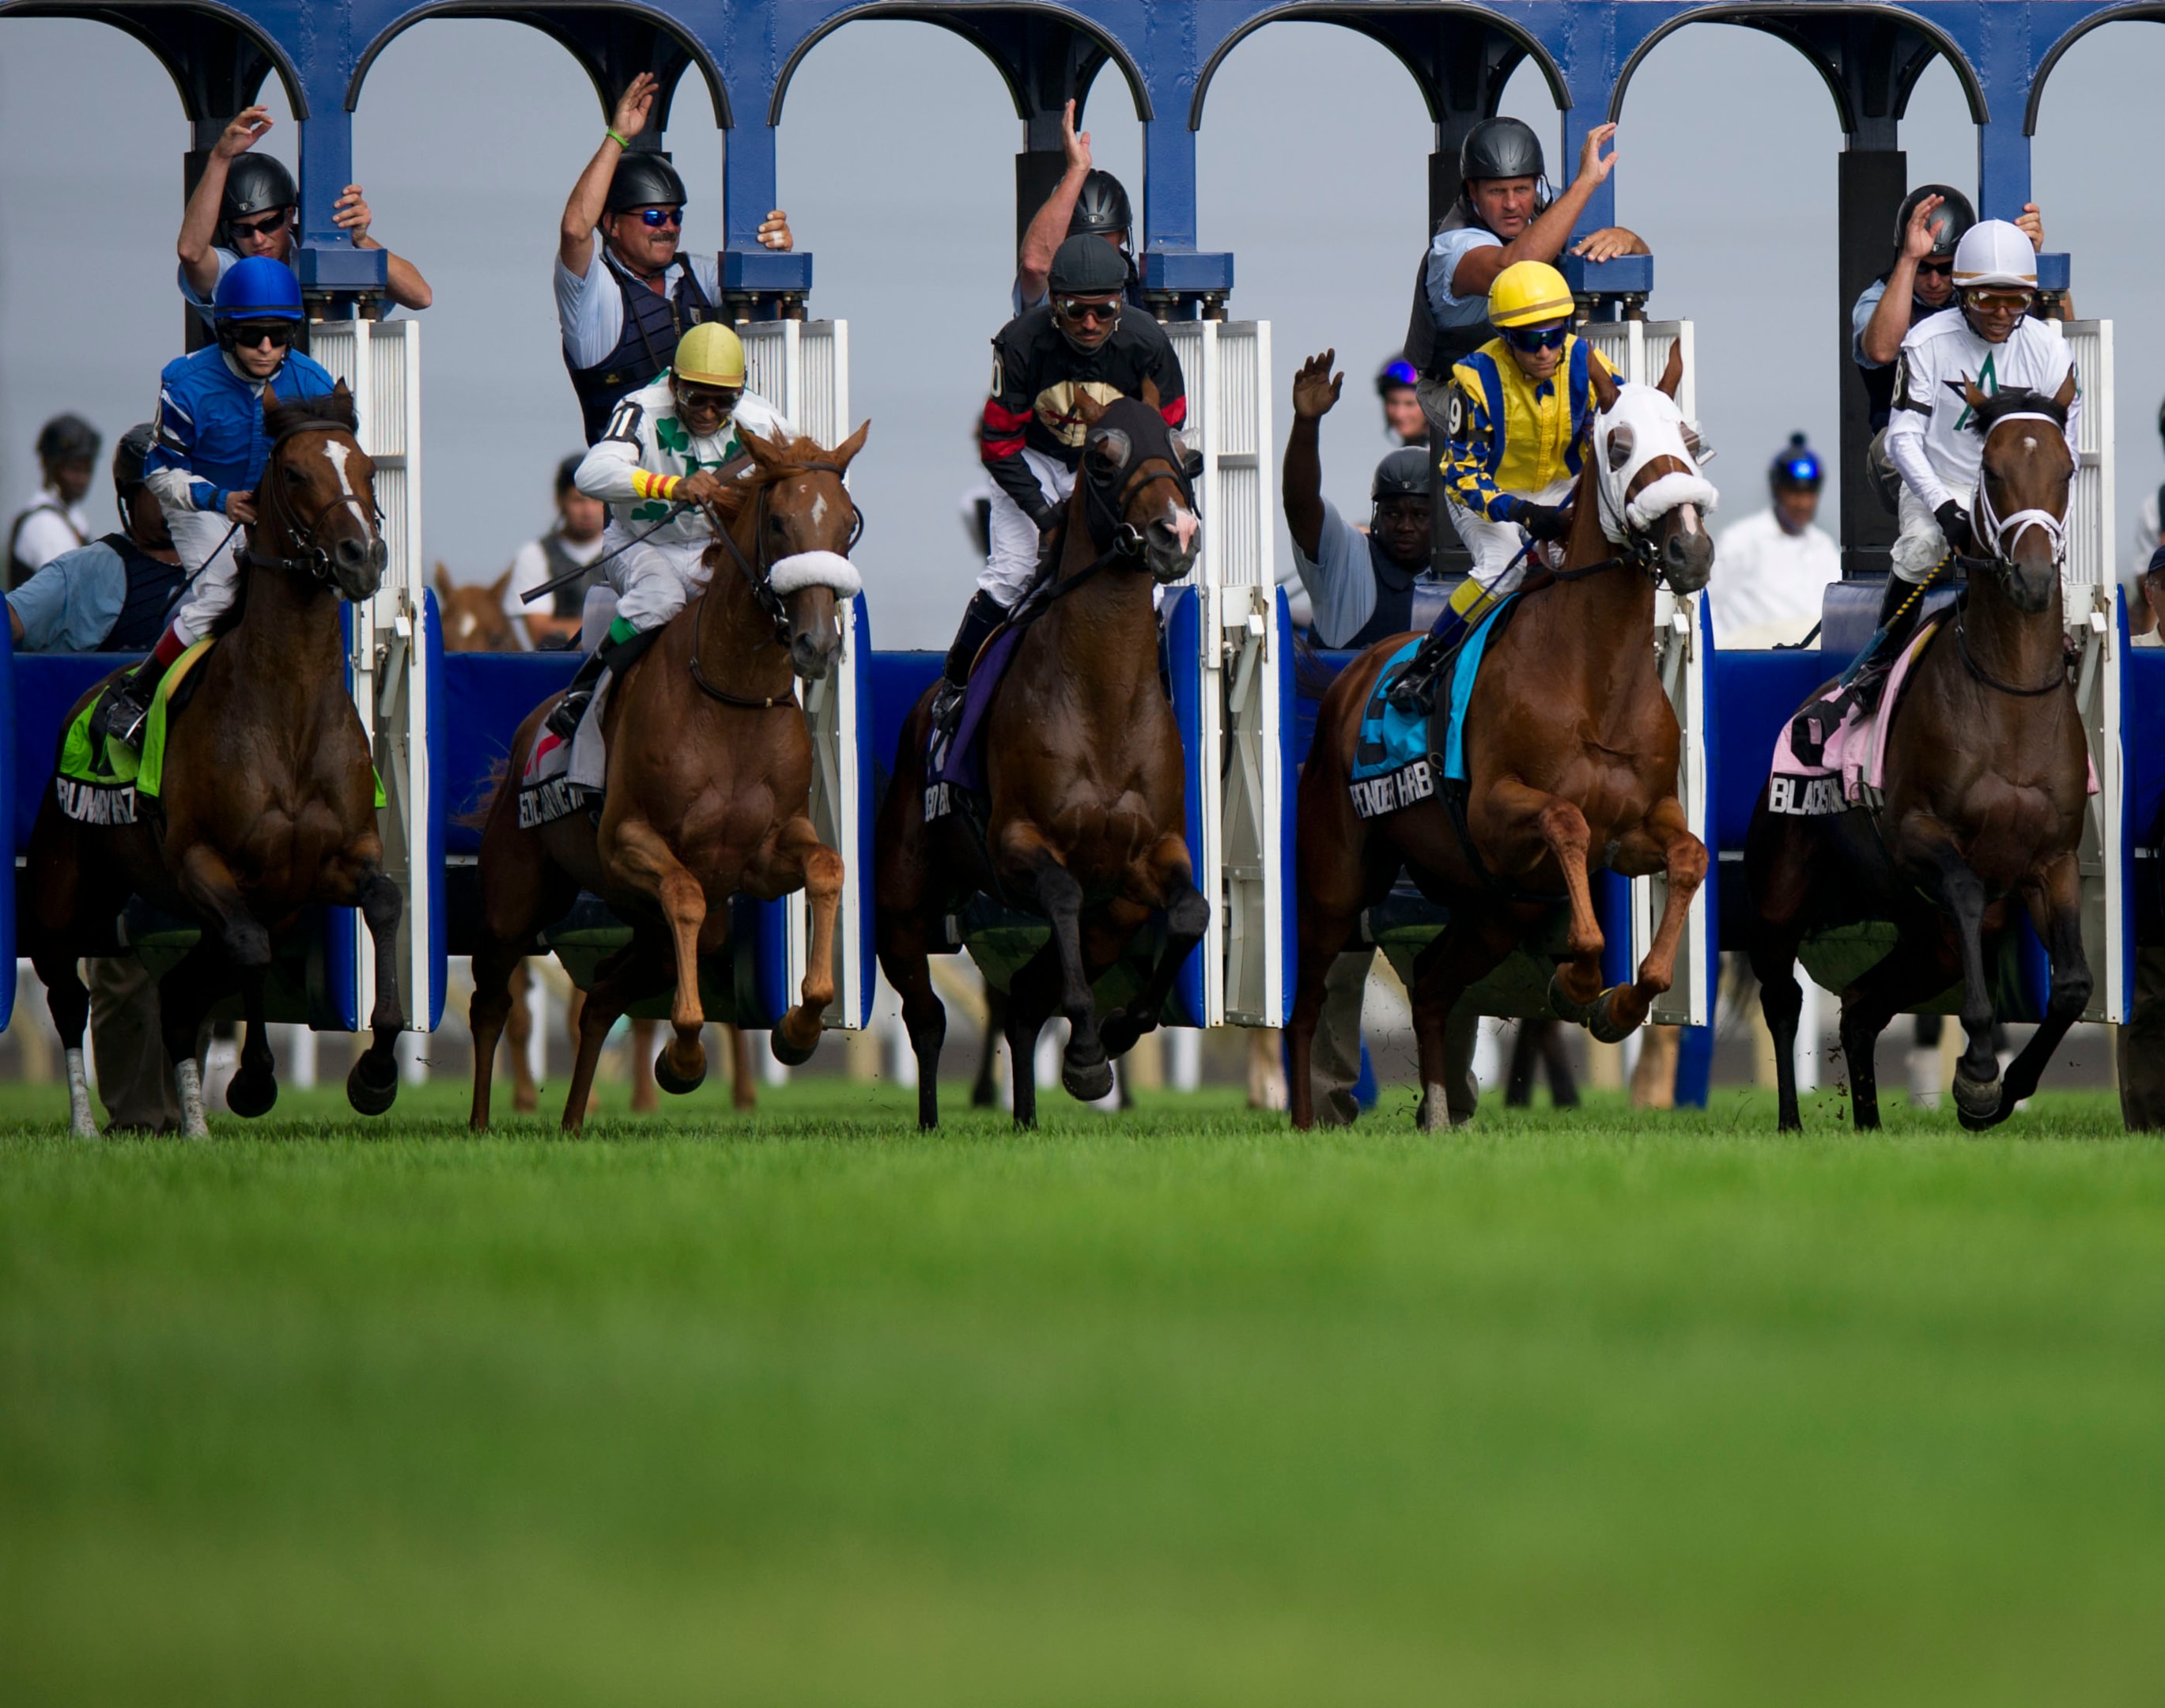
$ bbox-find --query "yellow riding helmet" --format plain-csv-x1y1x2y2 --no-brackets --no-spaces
672,322,746,389
1488,261,1574,330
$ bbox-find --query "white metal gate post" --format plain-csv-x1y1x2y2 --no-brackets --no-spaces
308,317,434,1033
2061,319,2125,1022
1164,319,1282,1028
739,319,867,1029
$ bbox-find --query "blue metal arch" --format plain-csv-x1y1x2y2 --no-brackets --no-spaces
2023,1,2165,132
0,0,307,117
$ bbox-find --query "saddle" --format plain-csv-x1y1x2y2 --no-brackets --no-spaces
52,640,218,828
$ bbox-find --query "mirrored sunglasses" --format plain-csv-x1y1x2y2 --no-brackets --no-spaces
1054,297,1121,326
1502,322,1569,353
637,206,685,229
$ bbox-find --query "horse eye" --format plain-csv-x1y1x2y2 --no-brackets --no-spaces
1605,423,1636,474
1091,429,1132,468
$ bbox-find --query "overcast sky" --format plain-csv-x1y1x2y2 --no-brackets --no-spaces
4,15,2162,645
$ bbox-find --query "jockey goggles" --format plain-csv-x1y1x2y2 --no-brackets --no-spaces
1501,321,1569,354
225,320,296,350
1963,287,2034,314
1054,296,1121,326
672,378,741,415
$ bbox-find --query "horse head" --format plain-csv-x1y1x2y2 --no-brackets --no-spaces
1960,373,2078,614
259,380,388,603
1587,345,1717,594
733,421,871,681
1072,390,1201,584
434,563,519,652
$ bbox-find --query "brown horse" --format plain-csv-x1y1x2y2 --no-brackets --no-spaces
25,382,402,1136
1747,377,2088,1131
434,563,521,652
878,394,1204,1128
1290,350,1716,1129
465,424,868,1130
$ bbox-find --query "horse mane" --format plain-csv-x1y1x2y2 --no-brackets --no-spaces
1968,387,2068,434
708,432,848,528
265,387,360,440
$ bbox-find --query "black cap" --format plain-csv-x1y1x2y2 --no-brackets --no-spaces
556,454,584,497
1048,232,1129,296
36,413,100,466
1893,184,1975,258
1372,447,1432,503
111,423,156,493
2147,542,2165,579
1460,117,1545,184
221,153,297,224
1067,171,1132,240
605,152,688,214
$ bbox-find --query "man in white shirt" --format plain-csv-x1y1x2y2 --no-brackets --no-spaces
1709,435,1841,646
8,414,99,588
504,456,610,648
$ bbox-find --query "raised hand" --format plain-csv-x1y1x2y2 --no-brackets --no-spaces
612,72,659,142
216,107,273,161
1902,193,1945,261
1063,99,1093,173
1292,350,1343,421
333,185,373,244
1576,123,1619,187
758,210,793,251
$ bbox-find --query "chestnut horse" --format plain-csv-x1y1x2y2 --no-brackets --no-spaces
466,425,868,1131
1290,350,1717,1129
1747,377,2088,1131
25,382,403,1136
878,394,1203,1128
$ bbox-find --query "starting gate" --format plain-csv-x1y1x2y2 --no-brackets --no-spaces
309,317,446,1033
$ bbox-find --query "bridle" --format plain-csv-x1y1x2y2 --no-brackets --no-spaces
1080,439,1195,567
690,459,863,709
239,416,386,585
1963,410,2069,576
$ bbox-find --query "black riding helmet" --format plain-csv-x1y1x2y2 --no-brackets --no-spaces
36,413,100,467
1372,447,1431,504
1893,183,1975,258
1048,232,1128,297
1460,116,1546,183
219,154,296,243
1068,169,1132,240
605,151,688,214
111,422,156,522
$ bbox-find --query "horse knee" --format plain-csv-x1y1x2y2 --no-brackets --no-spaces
223,915,272,967
357,871,401,932
1535,799,1592,851
1166,888,1211,940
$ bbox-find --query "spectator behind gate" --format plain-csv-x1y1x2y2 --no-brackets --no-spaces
1376,356,1426,447
557,71,794,445
1013,100,1139,316
9,414,100,589
504,455,610,649
176,106,431,331
1708,435,1841,647
2128,399,2165,637
7,425,182,654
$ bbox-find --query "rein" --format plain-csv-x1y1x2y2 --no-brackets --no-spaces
1079,449,1195,567
240,417,385,584
1955,610,2066,697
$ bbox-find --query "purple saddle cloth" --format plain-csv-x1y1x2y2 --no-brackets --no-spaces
925,625,1024,811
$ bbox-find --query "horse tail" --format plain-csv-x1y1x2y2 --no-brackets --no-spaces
457,754,510,834
1290,627,1342,702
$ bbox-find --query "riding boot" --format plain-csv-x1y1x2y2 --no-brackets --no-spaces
931,591,1010,726
545,619,633,739
1854,572,1929,682
89,629,186,750
1388,576,1494,712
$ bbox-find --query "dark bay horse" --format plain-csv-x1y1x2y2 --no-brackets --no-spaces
878,393,1204,1128
25,382,402,1136
466,424,868,1131
1290,350,1717,1129
1747,376,2088,1131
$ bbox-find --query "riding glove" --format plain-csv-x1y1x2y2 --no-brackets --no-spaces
1934,501,1972,554
1517,503,1570,542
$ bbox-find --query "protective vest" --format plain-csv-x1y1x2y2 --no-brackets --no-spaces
565,253,715,444
1445,336,1600,520
1404,202,1497,380
541,528,604,619
96,532,187,650
7,496,85,591
1335,531,1420,651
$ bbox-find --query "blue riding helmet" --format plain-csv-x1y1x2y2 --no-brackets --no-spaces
213,255,305,323
1770,433,1823,491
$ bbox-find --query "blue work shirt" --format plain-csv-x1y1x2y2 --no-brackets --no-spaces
144,344,339,516
7,539,131,651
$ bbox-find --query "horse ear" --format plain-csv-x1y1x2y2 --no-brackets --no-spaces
1656,342,1684,400
1073,391,1109,429
433,562,454,600
2054,368,2078,412
1589,356,1620,414
1605,421,1636,474
739,428,783,467
1959,378,1990,413
489,565,513,601
262,380,285,421
833,419,871,470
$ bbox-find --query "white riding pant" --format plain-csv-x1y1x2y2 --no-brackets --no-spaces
1445,475,1576,596
602,525,711,632
1890,484,1950,585
166,506,243,646
980,448,1076,607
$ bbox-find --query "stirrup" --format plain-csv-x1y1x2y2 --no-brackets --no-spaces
545,690,591,740
89,687,149,750
929,678,965,730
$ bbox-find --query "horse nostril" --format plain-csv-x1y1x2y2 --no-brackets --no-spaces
334,536,368,569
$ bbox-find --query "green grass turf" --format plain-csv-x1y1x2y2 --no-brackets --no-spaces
2,1077,2161,1705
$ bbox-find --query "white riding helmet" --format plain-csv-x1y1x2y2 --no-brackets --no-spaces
1951,219,2037,293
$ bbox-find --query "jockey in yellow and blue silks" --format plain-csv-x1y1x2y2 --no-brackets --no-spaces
1430,260,1612,652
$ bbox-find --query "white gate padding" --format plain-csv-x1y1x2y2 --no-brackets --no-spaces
309,317,433,1033
1577,318,1710,1026
739,319,866,1030
2061,319,2125,1022
1164,319,1283,1027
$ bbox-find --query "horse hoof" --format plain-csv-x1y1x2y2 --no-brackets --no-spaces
225,1067,278,1120
1547,971,1597,1026
346,1053,399,1117
1953,1073,2004,1129
1416,1085,1457,1132
1063,1055,1114,1103
769,1023,818,1068
653,1048,706,1096
1587,986,1642,1045
1098,1007,1150,1059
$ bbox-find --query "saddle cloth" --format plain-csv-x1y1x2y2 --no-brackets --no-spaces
1347,595,1517,822
52,640,217,826
517,674,614,829
924,624,1025,824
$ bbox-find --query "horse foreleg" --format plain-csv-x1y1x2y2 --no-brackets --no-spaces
224,970,278,1119
1016,843,1110,1105
1908,827,2002,1125
766,814,842,1068
727,1024,758,1112
1099,835,1212,1064
1980,854,2091,1128
31,946,96,1138
345,867,404,1117
1606,795,1712,1036
1480,781,1605,1011
605,818,711,1092
1746,801,1820,1132
1003,953,1060,1129
468,937,526,1132
561,943,652,1132
157,935,238,1140
505,959,538,1113
878,910,948,1132
1407,917,1517,1132
1290,905,1361,1132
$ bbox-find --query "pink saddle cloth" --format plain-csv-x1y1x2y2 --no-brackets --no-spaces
1766,618,2095,817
